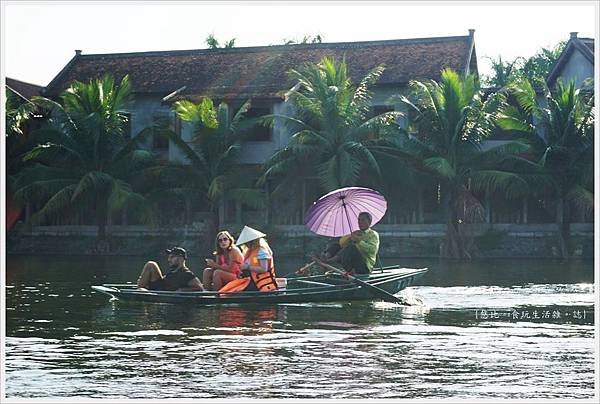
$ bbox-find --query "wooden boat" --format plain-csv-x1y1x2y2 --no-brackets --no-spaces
91,266,427,305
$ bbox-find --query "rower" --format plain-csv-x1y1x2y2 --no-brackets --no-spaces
321,212,380,275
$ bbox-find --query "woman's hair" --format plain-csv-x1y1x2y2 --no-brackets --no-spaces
241,237,269,254
213,230,236,256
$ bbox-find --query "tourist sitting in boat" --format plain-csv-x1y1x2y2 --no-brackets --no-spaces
322,212,380,275
218,226,278,293
203,231,243,291
136,247,204,291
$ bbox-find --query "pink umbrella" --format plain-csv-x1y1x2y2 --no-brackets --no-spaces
304,187,387,237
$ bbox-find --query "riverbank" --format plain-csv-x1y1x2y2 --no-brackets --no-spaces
6,223,594,258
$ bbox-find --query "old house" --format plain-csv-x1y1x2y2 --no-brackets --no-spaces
547,32,594,90
42,30,478,225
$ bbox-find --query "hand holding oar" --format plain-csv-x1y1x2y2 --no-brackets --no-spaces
311,256,408,305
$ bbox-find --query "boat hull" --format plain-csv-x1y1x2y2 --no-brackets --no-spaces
92,267,427,305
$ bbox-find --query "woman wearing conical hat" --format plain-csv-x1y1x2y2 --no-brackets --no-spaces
218,226,278,293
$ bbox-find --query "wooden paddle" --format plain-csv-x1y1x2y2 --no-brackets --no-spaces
295,260,316,275
312,256,408,305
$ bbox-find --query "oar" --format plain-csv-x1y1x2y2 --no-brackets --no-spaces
295,260,316,275
312,257,408,305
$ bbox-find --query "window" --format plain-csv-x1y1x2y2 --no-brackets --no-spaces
242,106,271,142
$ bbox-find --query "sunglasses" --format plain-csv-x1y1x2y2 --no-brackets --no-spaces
218,238,229,242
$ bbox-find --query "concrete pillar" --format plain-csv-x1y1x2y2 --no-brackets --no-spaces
417,189,424,224
235,200,242,224
265,181,271,225
301,179,307,223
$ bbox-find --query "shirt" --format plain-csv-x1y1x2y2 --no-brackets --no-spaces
162,266,196,290
339,228,380,271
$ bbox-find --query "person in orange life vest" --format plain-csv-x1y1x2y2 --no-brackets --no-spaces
237,226,278,292
203,231,243,291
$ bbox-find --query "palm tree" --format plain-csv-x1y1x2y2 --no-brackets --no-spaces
6,89,39,230
13,75,157,247
206,34,236,49
483,56,524,88
6,89,37,189
162,97,265,233
498,78,594,258
386,69,539,259
261,56,403,198
520,41,566,87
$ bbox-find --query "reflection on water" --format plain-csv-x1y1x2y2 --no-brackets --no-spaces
4,255,596,399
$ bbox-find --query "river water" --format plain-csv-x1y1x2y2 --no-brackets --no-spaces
3,255,596,399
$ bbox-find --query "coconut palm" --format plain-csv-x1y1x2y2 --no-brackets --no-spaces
261,56,403,197
13,75,156,246
6,89,37,189
385,68,541,259
498,78,594,258
6,89,40,230
483,56,524,88
161,98,265,232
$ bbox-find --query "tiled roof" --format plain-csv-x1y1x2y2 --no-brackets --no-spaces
45,33,476,100
6,77,43,100
579,38,594,54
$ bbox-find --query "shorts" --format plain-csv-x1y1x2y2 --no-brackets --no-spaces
149,278,166,290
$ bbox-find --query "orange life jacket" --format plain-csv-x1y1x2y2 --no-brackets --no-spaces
218,277,250,294
246,247,278,292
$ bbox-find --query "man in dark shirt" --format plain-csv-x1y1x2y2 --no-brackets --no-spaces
137,247,204,291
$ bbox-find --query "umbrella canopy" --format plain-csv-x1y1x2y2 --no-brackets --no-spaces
304,187,387,237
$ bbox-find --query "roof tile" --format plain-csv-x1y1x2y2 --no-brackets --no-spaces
45,35,474,99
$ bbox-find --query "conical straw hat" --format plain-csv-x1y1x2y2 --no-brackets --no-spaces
236,226,266,245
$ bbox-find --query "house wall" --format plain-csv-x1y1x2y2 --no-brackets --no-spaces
238,101,295,164
125,84,409,166
555,49,594,88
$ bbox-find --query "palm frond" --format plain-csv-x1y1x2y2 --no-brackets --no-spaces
423,157,455,179
29,185,78,225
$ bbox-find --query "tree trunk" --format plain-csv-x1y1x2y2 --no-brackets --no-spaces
95,205,109,253
556,197,570,259
442,191,474,260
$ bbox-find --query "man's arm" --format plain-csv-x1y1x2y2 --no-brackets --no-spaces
356,231,379,259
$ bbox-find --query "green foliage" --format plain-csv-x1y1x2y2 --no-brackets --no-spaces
498,77,594,257
282,34,323,45
206,34,236,49
483,41,567,88
5,90,38,182
262,56,403,195
387,69,540,258
13,75,157,231
500,78,594,206
165,98,265,224
483,56,524,88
